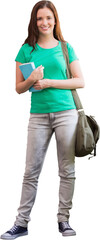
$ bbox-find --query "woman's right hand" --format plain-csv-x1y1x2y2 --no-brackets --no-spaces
29,65,44,83
16,63,44,94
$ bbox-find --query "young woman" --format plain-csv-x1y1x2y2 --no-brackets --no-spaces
0,0,84,239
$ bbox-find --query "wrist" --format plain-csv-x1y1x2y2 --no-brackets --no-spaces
28,73,36,84
47,79,51,88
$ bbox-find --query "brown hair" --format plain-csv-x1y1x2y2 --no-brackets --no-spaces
23,0,65,50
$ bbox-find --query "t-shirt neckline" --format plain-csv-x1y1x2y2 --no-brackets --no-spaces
36,41,60,50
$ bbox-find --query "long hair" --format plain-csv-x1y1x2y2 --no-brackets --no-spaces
23,0,65,50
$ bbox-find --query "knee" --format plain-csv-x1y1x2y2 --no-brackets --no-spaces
23,168,39,183
59,163,75,179
59,171,75,180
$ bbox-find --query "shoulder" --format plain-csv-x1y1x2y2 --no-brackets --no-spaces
60,40,76,54
66,42,75,52
20,43,33,52
15,43,33,63
65,41,79,64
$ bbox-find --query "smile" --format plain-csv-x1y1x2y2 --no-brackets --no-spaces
41,27,49,30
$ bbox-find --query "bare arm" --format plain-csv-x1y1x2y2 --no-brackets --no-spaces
33,60,85,90
16,62,44,94
50,60,85,89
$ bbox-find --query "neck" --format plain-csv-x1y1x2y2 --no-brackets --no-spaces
38,34,56,44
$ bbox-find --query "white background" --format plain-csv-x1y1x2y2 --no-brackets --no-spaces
0,0,100,239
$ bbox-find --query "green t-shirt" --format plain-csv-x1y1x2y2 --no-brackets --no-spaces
15,41,78,113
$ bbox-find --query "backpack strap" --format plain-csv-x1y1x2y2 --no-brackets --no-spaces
61,41,84,111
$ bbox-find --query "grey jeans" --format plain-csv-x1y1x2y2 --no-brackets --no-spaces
15,109,78,227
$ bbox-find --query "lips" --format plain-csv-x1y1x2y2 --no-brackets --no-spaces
41,27,49,30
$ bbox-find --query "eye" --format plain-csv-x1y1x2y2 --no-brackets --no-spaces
47,16,52,20
37,17,42,21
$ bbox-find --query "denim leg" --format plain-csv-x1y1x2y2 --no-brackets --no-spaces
54,110,78,222
15,114,53,227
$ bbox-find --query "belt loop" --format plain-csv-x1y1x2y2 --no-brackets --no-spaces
49,113,55,122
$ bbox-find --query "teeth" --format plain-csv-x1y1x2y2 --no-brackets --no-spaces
41,27,49,30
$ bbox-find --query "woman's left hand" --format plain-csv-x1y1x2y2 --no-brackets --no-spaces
33,79,50,90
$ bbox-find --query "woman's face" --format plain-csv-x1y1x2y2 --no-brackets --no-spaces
36,7,55,36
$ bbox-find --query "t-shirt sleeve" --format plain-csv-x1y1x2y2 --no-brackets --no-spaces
67,42,79,64
15,45,26,63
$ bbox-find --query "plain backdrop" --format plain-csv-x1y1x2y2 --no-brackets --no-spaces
0,0,100,239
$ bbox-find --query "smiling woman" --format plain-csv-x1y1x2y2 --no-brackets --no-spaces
0,1,85,239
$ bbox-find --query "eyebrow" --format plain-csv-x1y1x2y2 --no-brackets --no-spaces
37,15,52,18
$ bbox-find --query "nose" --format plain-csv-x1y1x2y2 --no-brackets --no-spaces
42,18,48,26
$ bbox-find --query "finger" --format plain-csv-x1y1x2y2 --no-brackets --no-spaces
37,65,44,70
37,65,42,68
38,66,44,70
33,85,39,89
35,66,42,71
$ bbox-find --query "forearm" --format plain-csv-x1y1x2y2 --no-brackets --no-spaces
16,77,35,94
48,77,85,89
